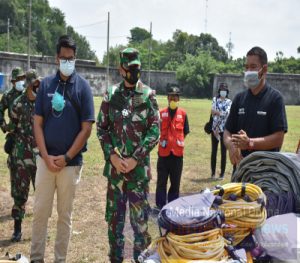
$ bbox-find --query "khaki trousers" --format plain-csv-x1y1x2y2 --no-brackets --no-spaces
30,156,82,263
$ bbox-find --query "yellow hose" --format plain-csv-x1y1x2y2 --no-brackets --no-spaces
154,229,230,262
212,183,267,245
149,183,262,261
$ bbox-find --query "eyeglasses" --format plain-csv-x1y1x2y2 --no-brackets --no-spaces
59,58,75,64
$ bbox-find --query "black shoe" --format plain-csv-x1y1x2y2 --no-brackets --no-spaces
11,231,22,242
218,174,224,180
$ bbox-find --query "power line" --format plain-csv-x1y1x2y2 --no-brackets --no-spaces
85,35,128,39
74,20,107,29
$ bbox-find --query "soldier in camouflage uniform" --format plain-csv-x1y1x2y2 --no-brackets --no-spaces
97,48,160,263
7,69,40,242
0,67,26,158
0,67,25,241
0,67,25,134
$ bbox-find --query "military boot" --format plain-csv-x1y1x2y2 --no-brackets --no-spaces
11,219,22,242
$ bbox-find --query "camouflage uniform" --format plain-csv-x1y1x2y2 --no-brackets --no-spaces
97,77,160,262
0,68,25,217
8,69,39,220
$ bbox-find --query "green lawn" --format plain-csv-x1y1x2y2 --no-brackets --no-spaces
0,96,299,193
0,95,299,262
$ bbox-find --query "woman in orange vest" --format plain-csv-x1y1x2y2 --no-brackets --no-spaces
155,86,190,210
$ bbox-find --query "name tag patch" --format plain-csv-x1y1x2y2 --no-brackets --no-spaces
257,111,267,116
47,93,54,97
162,112,168,118
238,108,245,115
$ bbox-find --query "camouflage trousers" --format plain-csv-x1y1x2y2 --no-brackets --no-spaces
8,154,36,220
106,179,151,263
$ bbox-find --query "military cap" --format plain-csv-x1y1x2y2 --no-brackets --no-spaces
11,67,25,81
120,48,141,66
167,86,181,95
24,69,41,88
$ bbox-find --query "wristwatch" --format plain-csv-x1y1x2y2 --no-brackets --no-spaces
248,138,254,149
64,153,71,163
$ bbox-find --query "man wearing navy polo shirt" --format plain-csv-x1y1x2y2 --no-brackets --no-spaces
30,35,95,263
224,46,287,166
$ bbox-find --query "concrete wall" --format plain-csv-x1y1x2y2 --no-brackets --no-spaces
213,73,300,105
0,51,177,95
1,52,300,104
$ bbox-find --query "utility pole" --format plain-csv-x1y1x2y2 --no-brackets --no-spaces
106,12,110,89
7,18,10,52
226,32,234,59
27,0,32,70
204,0,208,33
148,22,152,86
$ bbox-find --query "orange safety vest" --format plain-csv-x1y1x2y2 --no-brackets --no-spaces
158,107,186,157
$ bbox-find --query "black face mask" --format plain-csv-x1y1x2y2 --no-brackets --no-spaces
122,66,141,85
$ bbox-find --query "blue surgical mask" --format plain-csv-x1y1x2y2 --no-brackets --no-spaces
51,91,65,112
59,59,75,77
244,69,262,89
220,90,227,98
15,81,25,92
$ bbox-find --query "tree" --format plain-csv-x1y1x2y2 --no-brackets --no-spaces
198,33,228,62
101,44,126,67
176,51,219,97
128,27,151,44
0,0,97,60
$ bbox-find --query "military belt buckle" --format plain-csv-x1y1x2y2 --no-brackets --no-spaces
122,109,131,118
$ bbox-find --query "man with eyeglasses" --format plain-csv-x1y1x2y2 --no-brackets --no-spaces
97,47,160,262
224,46,288,168
7,69,41,242
30,35,95,263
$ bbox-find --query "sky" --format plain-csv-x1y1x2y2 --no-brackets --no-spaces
48,0,300,62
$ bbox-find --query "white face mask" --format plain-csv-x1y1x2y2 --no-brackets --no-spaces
15,80,25,91
243,69,263,89
220,90,227,98
59,59,75,77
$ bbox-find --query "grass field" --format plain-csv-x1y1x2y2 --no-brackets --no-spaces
0,96,299,262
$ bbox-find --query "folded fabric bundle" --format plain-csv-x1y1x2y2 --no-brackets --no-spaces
232,152,300,214
157,192,225,235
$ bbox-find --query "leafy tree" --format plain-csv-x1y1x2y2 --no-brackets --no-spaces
176,51,219,97
0,0,96,60
269,56,300,74
128,27,151,44
198,33,228,62
101,44,127,67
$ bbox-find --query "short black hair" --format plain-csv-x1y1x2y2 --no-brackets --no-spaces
56,35,77,55
247,46,268,66
217,82,229,97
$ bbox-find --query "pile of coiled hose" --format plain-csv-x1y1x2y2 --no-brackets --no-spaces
232,151,300,214
211,183,267,246
150,229,230,262
141,183,266,262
